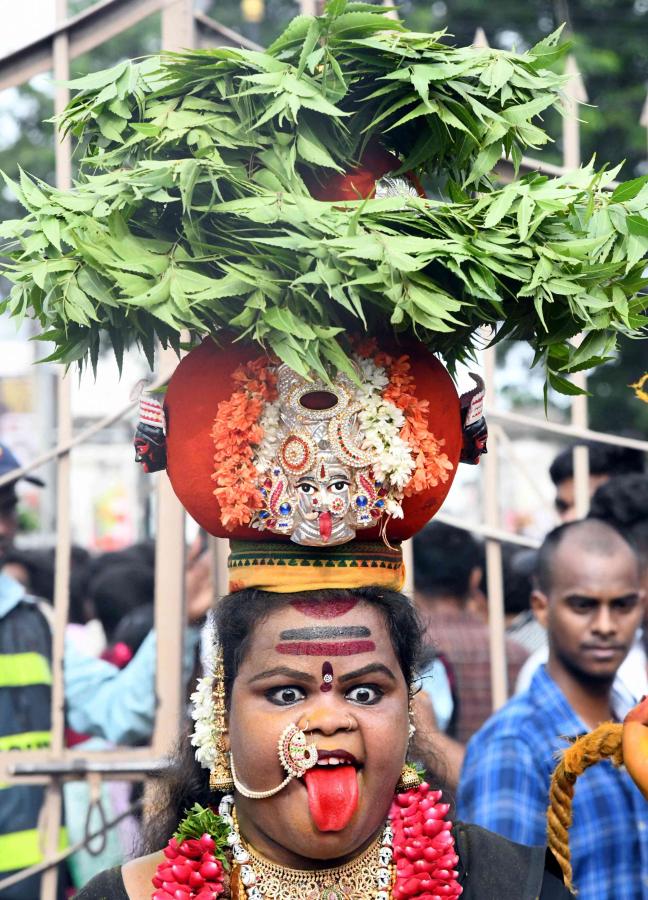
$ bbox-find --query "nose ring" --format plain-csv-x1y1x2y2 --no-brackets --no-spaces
346,715,353,732
301,719,310,733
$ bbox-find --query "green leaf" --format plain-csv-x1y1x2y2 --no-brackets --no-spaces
610,176,648,204
65,60,130,92
517,193,535,240
296,19,320,77
627,215,648,238
482,186,518,228
296,129,342,170
500,95,555,126
548,371,588,396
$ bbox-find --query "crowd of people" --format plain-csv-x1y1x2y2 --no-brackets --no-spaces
1,435,646,898
0,443,214,899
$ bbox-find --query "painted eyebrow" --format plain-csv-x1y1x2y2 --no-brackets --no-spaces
565,593,640,603
338,663,397,684
247,666,317,685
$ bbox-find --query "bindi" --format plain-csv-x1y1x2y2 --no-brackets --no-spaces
321,661,334,692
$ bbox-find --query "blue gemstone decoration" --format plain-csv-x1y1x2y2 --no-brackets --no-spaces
261,488,267,496
259,510,270,519
375,499,385,508
279,502,292,515
273,468,281,475
356,495,368,508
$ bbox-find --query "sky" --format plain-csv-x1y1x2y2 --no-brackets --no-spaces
0,0,56,58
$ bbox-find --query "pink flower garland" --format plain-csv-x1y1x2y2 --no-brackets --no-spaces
152,783,462,899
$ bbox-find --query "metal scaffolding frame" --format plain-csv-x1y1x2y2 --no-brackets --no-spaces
0,3,646,896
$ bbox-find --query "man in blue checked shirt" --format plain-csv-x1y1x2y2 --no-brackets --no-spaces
457,519,648,900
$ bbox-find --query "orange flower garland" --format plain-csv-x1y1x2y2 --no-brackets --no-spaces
210,357,278,529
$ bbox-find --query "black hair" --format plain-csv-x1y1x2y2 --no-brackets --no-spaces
142,586,423,852
413,522,483,602
0,483,18,512
500,545,536,617
111,602,154,654
1,548,54,600
89,562,155,641
589,474,648,570
534,519,637,595
549,440,644,487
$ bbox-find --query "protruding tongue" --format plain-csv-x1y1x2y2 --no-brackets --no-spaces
304,766,358,832
318,511,332,542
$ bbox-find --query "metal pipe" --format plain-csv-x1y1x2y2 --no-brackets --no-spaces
0,370,175,489
40,7,71,897
484,408,648,453
435,512,540,550
11,759,167,777
482,346,508,711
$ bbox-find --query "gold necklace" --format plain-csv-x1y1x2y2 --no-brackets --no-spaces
238,830,392,900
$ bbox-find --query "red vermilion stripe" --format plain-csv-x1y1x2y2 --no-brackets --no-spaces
276,641,376,656
290,599,358,619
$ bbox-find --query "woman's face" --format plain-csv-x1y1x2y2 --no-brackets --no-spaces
228,599,410,865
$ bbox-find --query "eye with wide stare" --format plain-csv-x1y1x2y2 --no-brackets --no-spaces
346,684,383,705
298,483,316,494
329,481,349,493
266,686,307,706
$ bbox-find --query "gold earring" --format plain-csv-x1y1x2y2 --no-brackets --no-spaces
209,648,235,793
396,763,422,792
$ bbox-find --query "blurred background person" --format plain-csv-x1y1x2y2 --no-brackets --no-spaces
457,519,647,899
414,522,529,745
0,443,44,564
589,473,648,596
501,545,546,655
549,439,644,523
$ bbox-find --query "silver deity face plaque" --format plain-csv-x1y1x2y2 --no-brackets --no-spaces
251,365,388,546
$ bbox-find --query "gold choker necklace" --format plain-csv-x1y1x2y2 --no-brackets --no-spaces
240,831,387,900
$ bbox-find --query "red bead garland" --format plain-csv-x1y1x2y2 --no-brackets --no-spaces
390,782,462,899
152,783,461,899
152,833,226,900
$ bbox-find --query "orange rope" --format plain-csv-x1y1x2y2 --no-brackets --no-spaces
547,723,624,894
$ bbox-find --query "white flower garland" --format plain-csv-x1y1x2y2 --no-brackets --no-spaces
254,398,282,476
190,618,219,771
190,674,218,770
355,357,414,518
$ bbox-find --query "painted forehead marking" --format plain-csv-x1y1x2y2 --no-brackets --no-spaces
290,598,358,619
279,626,370,641
276,641,375,656
321,661,333,692
276,624,374,656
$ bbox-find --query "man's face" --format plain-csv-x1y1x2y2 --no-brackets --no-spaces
0,488,18,563
554,474,610,522
532,542,644,683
